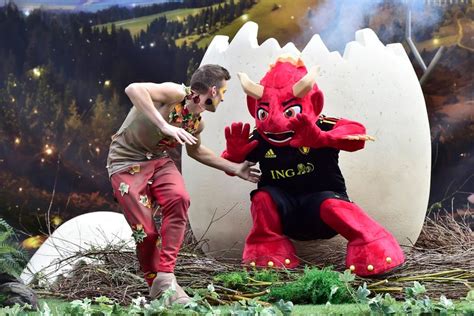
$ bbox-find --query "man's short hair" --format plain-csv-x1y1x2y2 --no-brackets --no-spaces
190,64,231,94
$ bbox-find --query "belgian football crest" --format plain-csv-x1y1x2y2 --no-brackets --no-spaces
298,147,310,155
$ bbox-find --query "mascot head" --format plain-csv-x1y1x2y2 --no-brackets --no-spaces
238,55,324,147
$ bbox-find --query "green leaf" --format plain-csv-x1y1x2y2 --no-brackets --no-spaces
413,281,426,295
382,304,397,315
207,283,215,293
274,299,294,316
40,302,51,316
355,283,370,303
339,269,355,283
327,285,339,303
437,295,454,310
416,297,434,313
383,293,396,306
405,281,427,299
466,290,474,302
94,296,114,304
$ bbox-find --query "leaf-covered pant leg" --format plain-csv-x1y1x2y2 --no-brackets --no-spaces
111,157,190,285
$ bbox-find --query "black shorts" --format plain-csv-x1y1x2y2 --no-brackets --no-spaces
251,186,351,241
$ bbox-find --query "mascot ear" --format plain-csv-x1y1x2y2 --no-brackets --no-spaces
310,87,324,116
247,95,257,118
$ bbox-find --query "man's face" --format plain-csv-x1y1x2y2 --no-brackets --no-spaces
204,80,227,112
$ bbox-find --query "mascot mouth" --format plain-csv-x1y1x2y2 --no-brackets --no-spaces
264,131,294,143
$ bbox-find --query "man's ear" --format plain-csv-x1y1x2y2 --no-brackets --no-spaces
210,86,217,97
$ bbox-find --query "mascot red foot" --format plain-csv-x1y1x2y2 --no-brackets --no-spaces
222,56,405,277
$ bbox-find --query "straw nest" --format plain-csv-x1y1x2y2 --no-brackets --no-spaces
33,209,472,304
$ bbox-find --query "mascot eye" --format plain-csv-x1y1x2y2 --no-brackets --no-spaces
284,105,302,118
257,108,268,121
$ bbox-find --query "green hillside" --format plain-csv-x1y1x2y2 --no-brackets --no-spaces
196,0,320,48
94,7,203,36
93,1,240,37
94,0,320,48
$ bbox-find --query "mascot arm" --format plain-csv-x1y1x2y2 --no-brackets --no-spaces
320,118,371,152
289,114,373,152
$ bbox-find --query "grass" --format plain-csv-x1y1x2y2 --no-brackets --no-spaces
3,299,371,315
2,298,473,315
292,303,370,315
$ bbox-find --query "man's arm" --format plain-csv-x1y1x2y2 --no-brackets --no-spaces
124,82,196,145
186,122,260,183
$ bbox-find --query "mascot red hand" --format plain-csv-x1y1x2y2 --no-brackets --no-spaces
222,122,259,163
287,113,322,148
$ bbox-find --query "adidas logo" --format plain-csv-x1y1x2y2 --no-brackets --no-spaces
265,149,277,158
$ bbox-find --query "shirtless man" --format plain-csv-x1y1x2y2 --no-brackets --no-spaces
106,65,259,305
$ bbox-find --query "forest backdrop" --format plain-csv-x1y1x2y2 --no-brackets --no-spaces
0,0,472,249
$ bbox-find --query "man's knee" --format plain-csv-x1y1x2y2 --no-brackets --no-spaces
173,190,190,206
162,189,190,216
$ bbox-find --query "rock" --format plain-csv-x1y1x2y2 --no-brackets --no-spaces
0,281,38,310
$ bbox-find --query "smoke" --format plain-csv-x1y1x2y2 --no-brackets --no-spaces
304,0,384,53
302,0,445,54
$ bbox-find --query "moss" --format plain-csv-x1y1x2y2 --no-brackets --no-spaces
213,267,352,305
252,269,280,283
213,270,249,290
264,267,353,304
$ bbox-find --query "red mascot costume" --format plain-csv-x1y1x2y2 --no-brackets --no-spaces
222,56,405,277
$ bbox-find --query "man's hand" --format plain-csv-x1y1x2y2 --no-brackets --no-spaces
161,123,197,145
287,113,321,148
224,122,259,162
234,161,261,183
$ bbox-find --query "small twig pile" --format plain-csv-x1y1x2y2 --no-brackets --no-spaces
365,210,473,299
34,247,147,303
415,210,472,251
33,209,472,304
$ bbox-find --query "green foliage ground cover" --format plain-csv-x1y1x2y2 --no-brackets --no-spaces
2,266,473,315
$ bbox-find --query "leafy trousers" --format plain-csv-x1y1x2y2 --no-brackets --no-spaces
111,157,189,286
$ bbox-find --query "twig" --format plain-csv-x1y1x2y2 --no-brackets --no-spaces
240,289,270,298
45,155,61,236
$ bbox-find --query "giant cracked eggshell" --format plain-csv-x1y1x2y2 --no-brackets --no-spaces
183,22,430,262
